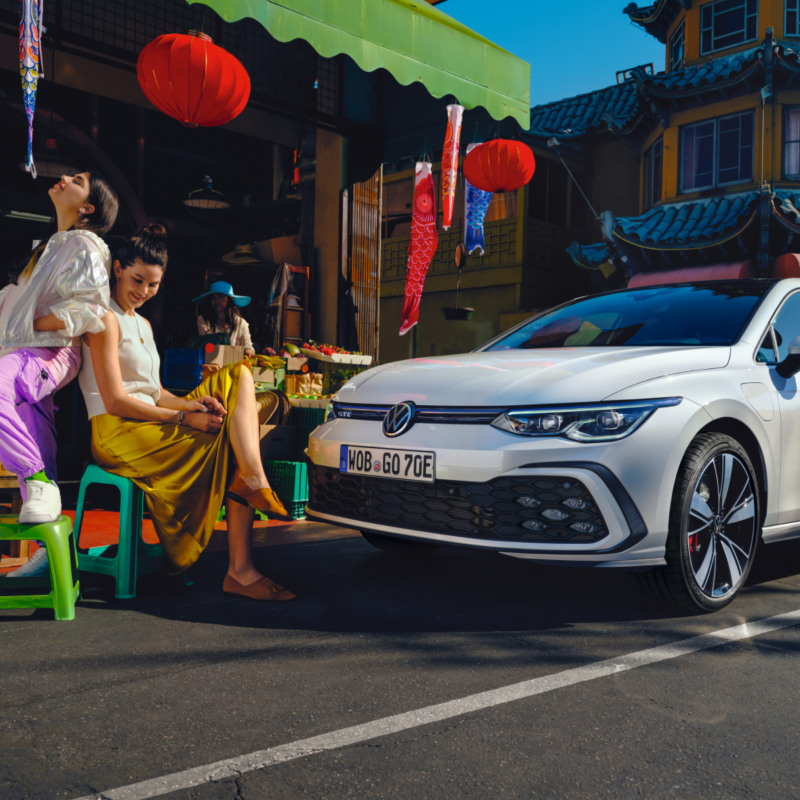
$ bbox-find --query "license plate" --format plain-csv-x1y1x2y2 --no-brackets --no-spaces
340,445,435,482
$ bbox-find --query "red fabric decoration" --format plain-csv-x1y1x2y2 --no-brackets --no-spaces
399,162,438,335
137,31,250,127
462,139,536,193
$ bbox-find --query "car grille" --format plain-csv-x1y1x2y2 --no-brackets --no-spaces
331,404,503,424
308,465,609,543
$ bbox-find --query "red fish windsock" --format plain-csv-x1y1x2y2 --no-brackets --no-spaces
441,104,464,230
399,162,438,336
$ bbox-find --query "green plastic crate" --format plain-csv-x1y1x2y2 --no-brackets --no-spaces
292,407,327,456
264,460,309,503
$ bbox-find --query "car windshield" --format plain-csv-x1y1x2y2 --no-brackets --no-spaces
484,282,774,351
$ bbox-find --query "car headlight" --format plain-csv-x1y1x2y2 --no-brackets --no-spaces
323,401,337,424
491,398,682,442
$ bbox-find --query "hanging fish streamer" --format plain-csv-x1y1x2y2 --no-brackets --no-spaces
399,162,438,335
463,143,492,256
440,104,464,230
20,0,44,179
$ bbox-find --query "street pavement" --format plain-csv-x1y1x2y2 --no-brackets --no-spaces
1,532,799,800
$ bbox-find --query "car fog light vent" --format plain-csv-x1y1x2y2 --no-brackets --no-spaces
522,520,546,532
562,498,588,510
541,508,570,522
570,522,600,534
516,496,540,508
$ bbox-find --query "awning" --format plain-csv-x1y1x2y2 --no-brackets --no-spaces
186,0,531,128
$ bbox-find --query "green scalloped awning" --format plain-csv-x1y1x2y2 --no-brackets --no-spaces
186,0,530,128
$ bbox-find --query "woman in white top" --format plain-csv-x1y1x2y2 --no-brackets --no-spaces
195,282,254,355
0,170,117,568
80,224,295,602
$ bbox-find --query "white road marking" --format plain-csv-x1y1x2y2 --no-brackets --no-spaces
76,608,800,800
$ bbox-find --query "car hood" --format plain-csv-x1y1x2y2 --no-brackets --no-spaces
337,347,731,407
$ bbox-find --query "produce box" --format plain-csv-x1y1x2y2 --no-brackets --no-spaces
252,366,285,390
164,349,204,390
204,344,245,367
301,348,372,366
259,425,295,462
286,356,308,371
288,398,330,409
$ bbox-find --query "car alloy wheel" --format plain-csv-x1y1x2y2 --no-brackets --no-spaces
629,432,760,614
687,453,756,600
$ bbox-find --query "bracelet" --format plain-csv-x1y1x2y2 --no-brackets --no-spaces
177,410,184,425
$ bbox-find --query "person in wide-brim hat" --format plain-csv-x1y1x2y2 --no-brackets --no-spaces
194,281,254,355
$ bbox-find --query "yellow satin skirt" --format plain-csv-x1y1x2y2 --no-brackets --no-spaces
90,362,246,574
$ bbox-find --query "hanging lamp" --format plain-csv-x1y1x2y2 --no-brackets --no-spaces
183,175,231,217
137,31,250,127
462,139,536,194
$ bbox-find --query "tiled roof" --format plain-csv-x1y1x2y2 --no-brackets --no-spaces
527,82,640,140
641,46,763,93
623,0,684,43
615,192,758,245
773,190,800,229
566,241,611,269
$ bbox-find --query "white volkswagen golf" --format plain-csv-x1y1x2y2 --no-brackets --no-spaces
307,280,800,613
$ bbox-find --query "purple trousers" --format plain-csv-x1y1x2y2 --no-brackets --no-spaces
0,347,80,502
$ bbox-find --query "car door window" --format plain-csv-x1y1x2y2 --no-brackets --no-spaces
773,292,800,361
756,327,777,364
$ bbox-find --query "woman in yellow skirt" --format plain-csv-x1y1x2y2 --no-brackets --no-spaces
79,224,296,601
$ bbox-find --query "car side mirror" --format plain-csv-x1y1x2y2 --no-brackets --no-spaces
777,335,800,378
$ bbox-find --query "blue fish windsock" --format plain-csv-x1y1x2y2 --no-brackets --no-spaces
463,142,492,256
20,0,43,179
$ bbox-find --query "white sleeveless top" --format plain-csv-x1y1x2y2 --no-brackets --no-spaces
80,299,161,419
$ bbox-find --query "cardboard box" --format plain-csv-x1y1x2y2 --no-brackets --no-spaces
286,356,308,371
259,424,296,462
204,345,245,367
252,367,285,389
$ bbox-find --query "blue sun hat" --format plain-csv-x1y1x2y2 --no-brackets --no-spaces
191,281,251,308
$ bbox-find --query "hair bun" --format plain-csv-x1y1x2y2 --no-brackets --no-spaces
136,222,168,243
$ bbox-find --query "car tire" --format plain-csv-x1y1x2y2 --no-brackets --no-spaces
629,432,760,614
360,530,442,556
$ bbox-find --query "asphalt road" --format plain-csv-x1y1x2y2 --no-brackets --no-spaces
1,533,799,800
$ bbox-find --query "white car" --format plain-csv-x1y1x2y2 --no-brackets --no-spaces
307,280,800,613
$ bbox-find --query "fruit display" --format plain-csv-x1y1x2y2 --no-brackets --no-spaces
301,341,362,357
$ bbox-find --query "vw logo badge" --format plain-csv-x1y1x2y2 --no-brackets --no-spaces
382,401,416,438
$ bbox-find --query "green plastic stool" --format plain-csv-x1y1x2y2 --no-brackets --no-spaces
75,465,167,599
0,515,80,621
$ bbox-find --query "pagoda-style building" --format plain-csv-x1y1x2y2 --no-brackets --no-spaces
523,0,800,286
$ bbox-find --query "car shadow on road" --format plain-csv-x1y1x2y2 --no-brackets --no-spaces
7,536,799,635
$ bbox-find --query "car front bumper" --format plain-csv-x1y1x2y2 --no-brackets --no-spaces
306,401,703,565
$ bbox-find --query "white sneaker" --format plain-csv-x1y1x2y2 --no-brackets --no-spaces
18,480,61,524
6,546,49,578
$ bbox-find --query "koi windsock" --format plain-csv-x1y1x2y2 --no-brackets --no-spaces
399,162,438,336
464,143,492,256
20,0,43,178
441,104,464,230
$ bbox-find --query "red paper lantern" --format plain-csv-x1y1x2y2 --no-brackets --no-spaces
137,31,250,127
462,139,536,193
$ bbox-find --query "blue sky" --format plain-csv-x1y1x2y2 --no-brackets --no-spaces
441,0,667,108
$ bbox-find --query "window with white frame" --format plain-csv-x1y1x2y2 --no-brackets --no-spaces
669,20,685,71
700,0,758,55
784,107,800,177
644,138,663,209
680,111,754,193
787,0,800,36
